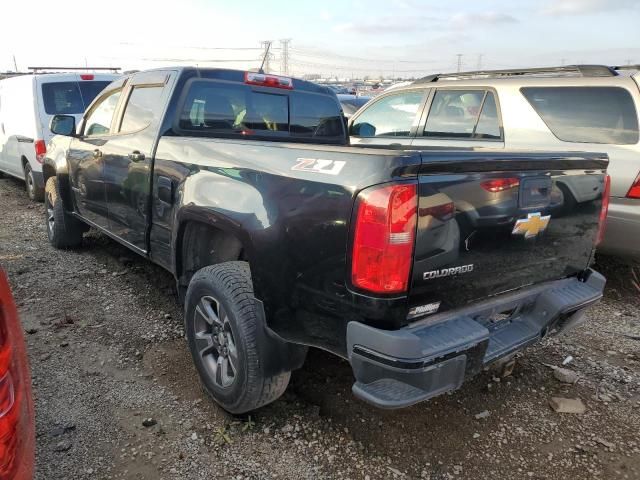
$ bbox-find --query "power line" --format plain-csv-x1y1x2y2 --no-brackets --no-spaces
143,57,258,63
119,42,264,51
290,47,437,65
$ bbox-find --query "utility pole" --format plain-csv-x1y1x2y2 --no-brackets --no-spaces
260,40,273,73
280,39,291,75
476,54,483,70
456,54,463,72
12,54,18,72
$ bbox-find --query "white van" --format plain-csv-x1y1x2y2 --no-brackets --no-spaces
0,72,119,200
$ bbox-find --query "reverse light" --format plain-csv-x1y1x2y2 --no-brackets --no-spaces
480,178,520,192
0,271,35,480
244,72,293,90
352,183,417,294
34,140,46,164
627,172,640,199
596,174,611,246
80,74,94,80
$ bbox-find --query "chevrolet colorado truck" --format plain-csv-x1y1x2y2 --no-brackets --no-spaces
42,67,609,413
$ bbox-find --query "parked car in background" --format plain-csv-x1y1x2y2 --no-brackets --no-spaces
43,67,607,413
337,94,371,119
0,269,35,480
349,64,640,259
327,85,349,94
0,71,119,201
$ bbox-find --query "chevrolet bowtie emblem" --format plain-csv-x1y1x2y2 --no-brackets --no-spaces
512,212,551,238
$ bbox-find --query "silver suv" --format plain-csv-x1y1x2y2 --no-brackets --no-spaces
349,65,640,259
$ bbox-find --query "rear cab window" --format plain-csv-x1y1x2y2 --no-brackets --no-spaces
521,86,639,144
41,81,111,115
176,76,345,144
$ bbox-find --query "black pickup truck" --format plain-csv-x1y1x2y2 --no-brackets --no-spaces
43,67,609,413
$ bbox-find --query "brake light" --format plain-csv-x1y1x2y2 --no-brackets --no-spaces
244,72,293,90
596,174,611,246
352,183,417,294
0,271,35,480
627,172,640,199
80,74,94,80
34,140,46,164
480,178,520,192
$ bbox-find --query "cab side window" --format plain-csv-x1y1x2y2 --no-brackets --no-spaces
84,89,122,136
424,90,501,140
350,91,425,137
119,86,165,133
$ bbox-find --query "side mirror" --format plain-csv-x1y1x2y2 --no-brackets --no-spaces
351,122,376,137
50,115,76,136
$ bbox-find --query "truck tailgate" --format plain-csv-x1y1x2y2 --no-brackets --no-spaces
409,151,608,317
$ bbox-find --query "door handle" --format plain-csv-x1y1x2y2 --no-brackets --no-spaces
128,151,146,162
93,149,102,159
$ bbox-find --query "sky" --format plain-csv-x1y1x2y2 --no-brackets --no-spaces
0,0,638,78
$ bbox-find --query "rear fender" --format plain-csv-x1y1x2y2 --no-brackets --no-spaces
173,205,257,286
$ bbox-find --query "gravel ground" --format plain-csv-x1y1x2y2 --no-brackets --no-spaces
1,174,639,480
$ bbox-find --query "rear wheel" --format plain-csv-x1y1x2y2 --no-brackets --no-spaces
185,262,290,414
24,163,43,202
557,183,577,216
44,177,84,248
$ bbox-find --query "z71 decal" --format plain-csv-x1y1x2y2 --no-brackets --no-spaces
291,158,346,176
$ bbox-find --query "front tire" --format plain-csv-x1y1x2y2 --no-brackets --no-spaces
185,262,290,414
44,177,84,248
24,163,44,202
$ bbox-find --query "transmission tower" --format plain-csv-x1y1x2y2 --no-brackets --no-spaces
456,54,463,72
476,54,483,70
280,39,291,75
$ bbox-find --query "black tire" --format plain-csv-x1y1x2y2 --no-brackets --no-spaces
24,163,44,202
185,262,290,414
556,183,577,216
44,177,84,248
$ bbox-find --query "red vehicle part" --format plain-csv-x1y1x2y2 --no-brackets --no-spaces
0,270,35,480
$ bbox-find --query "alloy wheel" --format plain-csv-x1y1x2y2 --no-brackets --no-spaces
26,168,34,198
46,192,55,235
193,295,238,389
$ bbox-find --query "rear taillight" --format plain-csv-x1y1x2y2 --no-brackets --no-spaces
480,178,520,192
244,72,293,90
627,172,640,199
352,183,417,294
0,271,34,480
596,174,611,246
80,74,94,80
34,140,46,164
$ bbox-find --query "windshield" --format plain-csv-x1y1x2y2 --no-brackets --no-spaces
340,97,370,116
